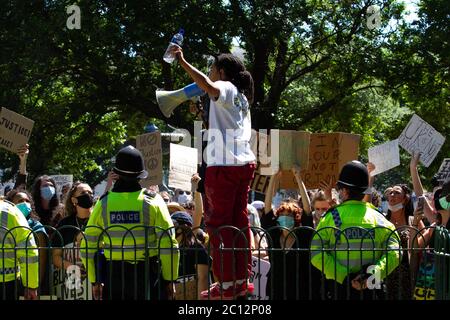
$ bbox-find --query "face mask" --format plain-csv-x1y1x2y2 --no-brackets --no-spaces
338,190,345,203
388,203,404,212
17,202,32,218
177,193,191,205
41,186,56,201
277,215,295,229
440,197,450,211
76,194,94,209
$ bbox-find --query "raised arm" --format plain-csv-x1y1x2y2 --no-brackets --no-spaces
292,165,311,215
264,170,281,215
191,173,203,230
174,47,221,99
410,153,435,223
14,144,29,189
363,162,376,203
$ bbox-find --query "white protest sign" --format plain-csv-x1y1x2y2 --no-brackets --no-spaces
368,140,400,176
49,175,73,195
249,256,270,300
53,236,92,300
0,107,34,153
168,144,198,192
436,159,450,183
398,114,446,167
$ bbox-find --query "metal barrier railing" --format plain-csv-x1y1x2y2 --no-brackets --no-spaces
1,225,449,300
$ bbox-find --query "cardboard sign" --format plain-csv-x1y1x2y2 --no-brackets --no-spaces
250,163,272,194
0,107,34,153
278,130,310,170
136,131,163,187
368,140,400,176
168,143,198,191
249,256,270,300
50,175,73,196
174,275,197,300
398,114,445,167
436,159,450,183
280,132,360,189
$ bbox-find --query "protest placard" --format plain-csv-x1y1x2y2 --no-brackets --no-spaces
249,256,270,300
50,175,73,196
136,131,163,187
278,130,310,171
168,144,198,191
398,114,446,167
436,159,450,183
280,132,360,189
250,163,272,194
0,107,34,153
368,139,400,176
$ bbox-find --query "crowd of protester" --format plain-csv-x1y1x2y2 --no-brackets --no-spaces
0,141,449,301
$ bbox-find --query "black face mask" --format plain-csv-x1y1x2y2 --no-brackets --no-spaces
76,194,94,209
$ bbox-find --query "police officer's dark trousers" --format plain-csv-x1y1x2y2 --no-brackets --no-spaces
102,258,167,300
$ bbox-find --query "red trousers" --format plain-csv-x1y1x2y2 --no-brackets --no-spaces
204,163,256,282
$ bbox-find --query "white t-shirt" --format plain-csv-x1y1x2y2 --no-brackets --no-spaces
205,81,256,166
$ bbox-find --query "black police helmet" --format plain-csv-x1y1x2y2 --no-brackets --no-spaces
113,146,148,179
337,160,369,190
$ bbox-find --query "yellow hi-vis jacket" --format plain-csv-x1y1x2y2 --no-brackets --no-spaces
0,200,39,289
310,200,401,284
80,190,179,283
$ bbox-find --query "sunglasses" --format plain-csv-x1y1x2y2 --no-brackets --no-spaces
176,190,191,195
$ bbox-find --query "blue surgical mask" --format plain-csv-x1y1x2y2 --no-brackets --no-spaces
277,215,295,229
41,186,56,201
17,202,32,218
440,197,450,211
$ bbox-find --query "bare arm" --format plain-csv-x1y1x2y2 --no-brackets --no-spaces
292,165,311,215
52,248,72,270
104,171,119,195
410,153,435,222
264,171,281,214
36,233,47,286
410,153,424,196
191,174,203,229
174,47,221,99
363,162,376,203
196,264,210,299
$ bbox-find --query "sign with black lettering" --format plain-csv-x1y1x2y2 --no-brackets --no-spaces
250,163,272,194
0,107,34,153
53,235,92,300
436,158,450,183
398,114,445,167
281,132,360,189
136,131,163,187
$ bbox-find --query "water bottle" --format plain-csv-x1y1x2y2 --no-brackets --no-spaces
163,29,184,64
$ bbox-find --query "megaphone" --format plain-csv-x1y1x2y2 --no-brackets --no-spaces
156,83,205,118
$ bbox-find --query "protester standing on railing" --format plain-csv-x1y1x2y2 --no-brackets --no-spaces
80,146,179,300
174,47,256,300
6,189,48,295
311,161,401,300
0,198,39,300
